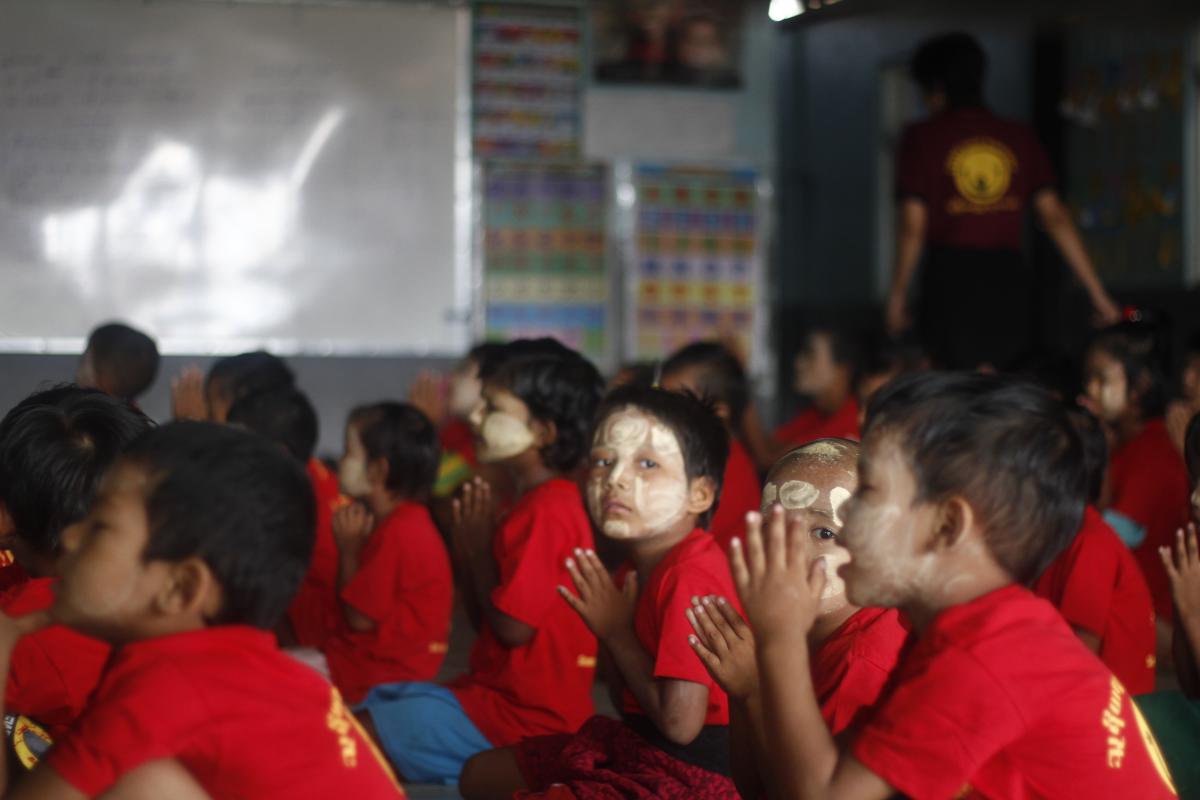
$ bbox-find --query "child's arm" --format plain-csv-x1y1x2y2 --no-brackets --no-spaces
331,505,377,633
451,479,535,647
687,595,770,800
560,550,708,745
1161,523,1200,696
732,509,893,800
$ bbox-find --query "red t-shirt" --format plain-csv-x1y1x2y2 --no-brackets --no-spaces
618,528,740,726
1035,505,1157,695
288,459,350,648
1108,418,1192,620
811,607,910,735
851,585,1177,799
440,418,478,467
896,107,1057,251
709,438,761,553
1,578,110,739
46,626,403,798
0,551,29,595
324,502,453,704
774,396,861,447
450,478,597,745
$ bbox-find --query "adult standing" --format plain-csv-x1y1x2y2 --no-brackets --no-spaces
885,32,1121,370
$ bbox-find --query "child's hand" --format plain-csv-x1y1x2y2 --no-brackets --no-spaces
171,367,208,421
1162,523,1200,623
409,371,447,427
450,477,495,558
730,506,824,644
687,595,758,700
559,549,637,643
332,504,375,552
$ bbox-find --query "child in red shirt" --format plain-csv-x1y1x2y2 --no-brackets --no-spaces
459,386,746,799
1035,409,1156,694
0,422,402,797
687,439,910,800
320,402,452,703
358,341,604,785
1084,325,1191,626
0,387,151,742
658,342,761,552
736,372,1177,799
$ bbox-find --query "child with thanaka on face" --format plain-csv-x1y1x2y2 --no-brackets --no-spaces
734,372,1177,800
459,386,744,799
357,340,603,786
686,439,910,800
0,422,403,798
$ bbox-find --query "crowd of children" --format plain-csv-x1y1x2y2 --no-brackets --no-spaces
0,312,1193,799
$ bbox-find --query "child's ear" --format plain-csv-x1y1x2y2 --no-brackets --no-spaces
931,496,975,551
157,558,222,620
530,418,558,449
686,476,717,517
711,402,731,424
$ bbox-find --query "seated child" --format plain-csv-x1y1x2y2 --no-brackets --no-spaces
0,387,151,739
1166,331,1200,457
459,386,745,800
226,386,349,649
76,322,160,406
660,342,760,552
736,372,1177,799
358,344,603,784
769,326,862,454
1084,324,1191,625
854,335,927,431
1,422,402,797
171,349,294,423
687,439,910,800
1035,409,1156,694
320,402,452,703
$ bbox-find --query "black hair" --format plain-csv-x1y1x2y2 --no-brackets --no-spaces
594,385,729,529
611,361,658,390
467,342,508,369
863,371,1086,584
1065,407,1108,505
205,351,295,407
347,402,439,500
1088,323,1169,419
125,422,314,629
85,323,160,401
661,341,749,422
910,32,987,109
0,386,153,556
486,343,605,473
477,337,575,382
226,386,319,463
1185,412,1200,484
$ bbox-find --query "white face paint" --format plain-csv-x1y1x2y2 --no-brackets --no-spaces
477,411,536,463
778,480,819,509
819,549,851,600
587,408,690,540
761,482,778,509
830,487,851,527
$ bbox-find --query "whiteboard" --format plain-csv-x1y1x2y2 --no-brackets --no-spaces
0,0,470,355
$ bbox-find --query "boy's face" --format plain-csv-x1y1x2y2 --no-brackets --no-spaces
838,433,941,609
1084,348,1129,423
794,333,839,397
338,423,372,498
54,461,174,643
587,407,696,540
762,443,858,616
470,384,536,464
448,358,483,419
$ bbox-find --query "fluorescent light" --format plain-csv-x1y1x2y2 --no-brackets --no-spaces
768,0,803,21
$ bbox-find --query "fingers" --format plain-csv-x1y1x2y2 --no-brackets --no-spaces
557,585,585,615
688,633,722,675
785,512,808,570
743,510,766,579
711,596,750,640
764,504,787,571
564,555,590,599
687,600,728,655
622,571,638,601
729,539,750,599
1187,523,1199,567
1161,542,1181,583
451,497,463,528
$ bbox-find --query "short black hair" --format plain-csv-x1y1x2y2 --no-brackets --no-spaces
595,385,729,528
85,323,160,401
661,342,749,422
1066,407,1108,505
0,386,152,556
125,422,314,629
347,402,439,500
205,351,295,407
227,387,319,463
467,342,508,369
477,337,575,382
1088,323,1169,419
910,32,986,108
859,335,925,385
487,344,605,473
864,371,1086,584
1185,412,1200,484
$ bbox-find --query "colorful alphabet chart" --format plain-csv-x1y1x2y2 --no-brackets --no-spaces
628,164,763,363
483,162,609,361
473,3,583,159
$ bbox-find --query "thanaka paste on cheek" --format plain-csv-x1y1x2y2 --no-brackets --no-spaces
819,549,851,600
830,487,851,526
588,409,689,539
477,411,535,463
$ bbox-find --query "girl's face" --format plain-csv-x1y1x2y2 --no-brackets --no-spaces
794,332,839,397
338,423,372,498
1084,348,1130,423
587,407,691,540
761,442,858,616
470,385,536,464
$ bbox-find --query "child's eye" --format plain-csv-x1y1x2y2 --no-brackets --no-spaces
593,456,614,468
638,458,658,469
813,527,838,541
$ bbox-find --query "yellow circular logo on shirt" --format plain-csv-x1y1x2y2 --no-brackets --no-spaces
946,139,1016,206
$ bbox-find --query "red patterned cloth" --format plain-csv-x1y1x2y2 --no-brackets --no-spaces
515,716,738,800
